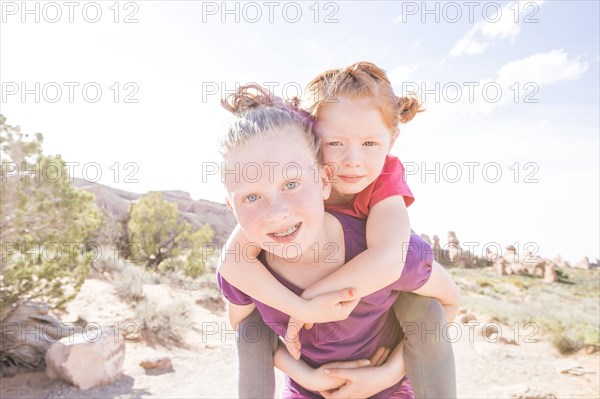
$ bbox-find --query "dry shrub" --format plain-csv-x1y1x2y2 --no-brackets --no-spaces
133,298,193,344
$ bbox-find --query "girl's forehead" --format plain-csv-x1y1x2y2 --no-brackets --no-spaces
223,136,317,186
230,132,314,161
318,95,378,113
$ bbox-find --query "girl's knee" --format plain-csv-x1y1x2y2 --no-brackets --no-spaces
394,292,445,324
237,310,278,354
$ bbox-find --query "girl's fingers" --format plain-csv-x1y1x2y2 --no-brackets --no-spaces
324,367,358,378
284,339,301,360
369,346,386,366
324,359,370,370
285,317,303,359
370,346,391,367
377,347,391,366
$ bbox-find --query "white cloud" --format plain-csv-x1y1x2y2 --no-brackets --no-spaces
497,49,589,86
424,49,588,119
450,0,544,57
388,64,419,87
449,36,490,56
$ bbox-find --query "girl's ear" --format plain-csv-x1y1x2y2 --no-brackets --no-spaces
225,197,234,213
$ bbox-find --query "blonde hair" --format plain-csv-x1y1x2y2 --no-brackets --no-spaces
219,84,320,159
301,61,423,135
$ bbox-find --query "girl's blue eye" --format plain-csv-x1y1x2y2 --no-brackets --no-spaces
285,182,299,190
328,142,342,146
244,194,259,203
363,141,376,146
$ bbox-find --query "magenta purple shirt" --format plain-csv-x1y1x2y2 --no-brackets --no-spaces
217,211,433,398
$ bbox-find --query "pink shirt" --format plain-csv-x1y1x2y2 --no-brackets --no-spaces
325,155,414,219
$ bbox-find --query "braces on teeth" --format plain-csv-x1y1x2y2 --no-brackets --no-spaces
271,223,300,237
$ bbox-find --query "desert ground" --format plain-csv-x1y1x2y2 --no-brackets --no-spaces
1,266,598,399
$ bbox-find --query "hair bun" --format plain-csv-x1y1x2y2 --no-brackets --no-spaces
221,84,282,116
397,96,423,123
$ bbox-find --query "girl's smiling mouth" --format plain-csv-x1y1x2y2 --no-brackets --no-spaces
268,222,302,242
338,175,364,183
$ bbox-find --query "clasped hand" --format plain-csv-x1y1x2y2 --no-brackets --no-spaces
285,288,359,360
308,346,399,399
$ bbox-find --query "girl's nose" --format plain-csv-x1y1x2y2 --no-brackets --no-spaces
343,147,361,168
266,200,290,223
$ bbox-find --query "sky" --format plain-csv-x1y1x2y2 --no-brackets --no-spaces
1,0,599,263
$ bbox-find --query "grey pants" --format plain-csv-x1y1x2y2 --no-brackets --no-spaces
236,293,456,399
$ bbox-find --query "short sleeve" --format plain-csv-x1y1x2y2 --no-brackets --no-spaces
370,156,415,208
391,233,433,292
216,272,254,306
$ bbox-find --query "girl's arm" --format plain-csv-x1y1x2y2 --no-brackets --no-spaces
284,197,410,358
227,303,370,393
226,301,256,328
218,224,303,316
218,224,359,322
275,343,403,394
274,342,364,392
302,196,410,300
319,343,407,398
412,260,461,322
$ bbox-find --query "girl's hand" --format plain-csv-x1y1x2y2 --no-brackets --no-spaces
302,288,360,322
284,316,311,360
301,359,370,392
319,346,404,399
285,289,359,360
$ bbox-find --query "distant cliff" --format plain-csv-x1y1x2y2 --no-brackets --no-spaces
72,178,237,245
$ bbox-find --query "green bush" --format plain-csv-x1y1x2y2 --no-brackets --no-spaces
127,192,215,277
0,115,101,314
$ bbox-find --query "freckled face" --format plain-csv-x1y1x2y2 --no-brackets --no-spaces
315,96,396,199
224,131,331,260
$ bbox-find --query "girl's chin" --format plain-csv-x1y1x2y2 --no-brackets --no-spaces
332,186,362,198
263,239,314,260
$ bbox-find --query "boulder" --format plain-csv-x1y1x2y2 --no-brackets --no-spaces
573,257,591,270
543,263,557,283
0,300,81,376
45,327,125,390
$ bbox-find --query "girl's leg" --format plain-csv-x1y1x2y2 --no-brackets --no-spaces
237,308,279,398
393,292,457,399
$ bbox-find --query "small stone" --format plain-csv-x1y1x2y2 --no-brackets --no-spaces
458,308,468,314
486,384,556,399
139,356,172,370
481,324,499,338
553,358,580,374
498,336,519,345
460,313,477,323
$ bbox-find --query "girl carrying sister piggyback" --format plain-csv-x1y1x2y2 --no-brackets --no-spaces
218,62,460,398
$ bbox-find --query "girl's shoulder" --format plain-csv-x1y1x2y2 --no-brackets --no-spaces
382,154,405,174
325,210,367,262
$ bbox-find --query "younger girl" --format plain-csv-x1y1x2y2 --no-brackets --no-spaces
219,62,458,398
216,85,459,398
